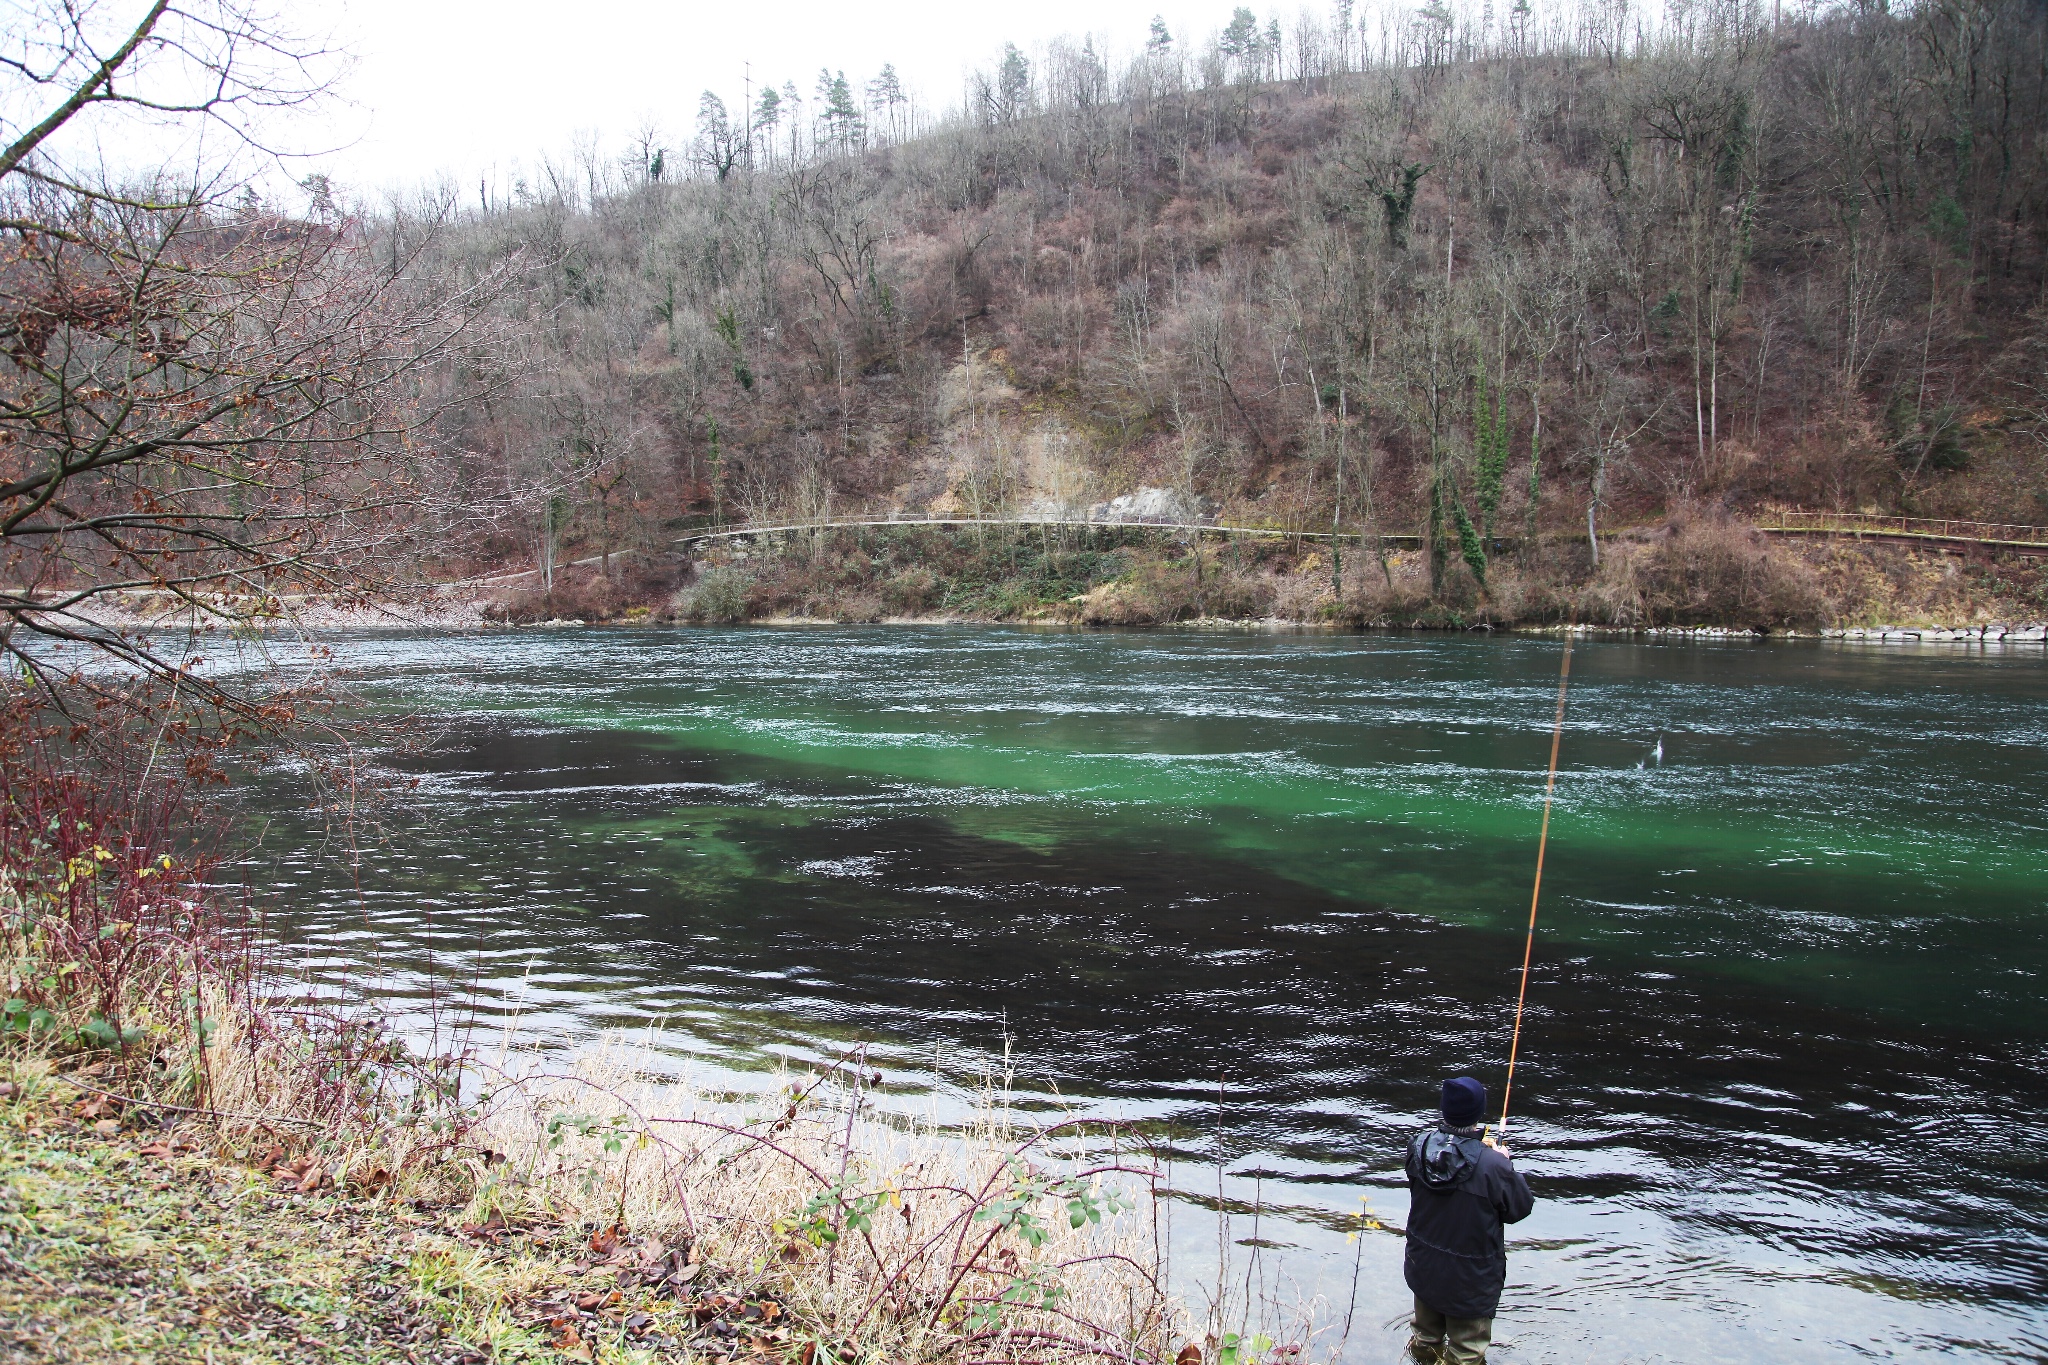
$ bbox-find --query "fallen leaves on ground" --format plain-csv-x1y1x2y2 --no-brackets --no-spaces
0,1119,433,1361
0,1082,834,1364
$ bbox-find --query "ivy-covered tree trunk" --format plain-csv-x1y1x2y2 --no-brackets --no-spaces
1474,370,1509,541
1450,480,1489,593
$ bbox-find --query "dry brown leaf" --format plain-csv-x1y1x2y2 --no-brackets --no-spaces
459,1209,510,1241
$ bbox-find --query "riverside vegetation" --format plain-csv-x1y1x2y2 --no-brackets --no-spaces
1,0,2046,1360
0,714,1193,1365
485,515,2048,633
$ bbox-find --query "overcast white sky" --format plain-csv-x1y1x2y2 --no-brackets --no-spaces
316,0,1229,196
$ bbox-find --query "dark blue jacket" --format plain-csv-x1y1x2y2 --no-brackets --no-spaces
1403,1124,1535,1319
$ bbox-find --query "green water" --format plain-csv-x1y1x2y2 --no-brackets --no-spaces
252,627,2048,1362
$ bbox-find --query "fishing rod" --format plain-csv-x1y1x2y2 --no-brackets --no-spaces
1495,634,1573,1142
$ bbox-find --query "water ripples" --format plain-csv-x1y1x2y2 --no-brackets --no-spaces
239,627,2048,1361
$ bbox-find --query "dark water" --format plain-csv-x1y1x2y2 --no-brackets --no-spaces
248,627,2048,1362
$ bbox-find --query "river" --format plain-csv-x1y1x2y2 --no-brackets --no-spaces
247,626,2048,1362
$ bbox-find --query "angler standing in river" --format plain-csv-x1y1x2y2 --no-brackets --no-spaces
1402,1077,1535,1364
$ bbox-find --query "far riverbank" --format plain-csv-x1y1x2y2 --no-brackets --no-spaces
61,516,2048,641
481,515,2048,637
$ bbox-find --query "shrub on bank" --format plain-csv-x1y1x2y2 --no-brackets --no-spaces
670,565,758,622
0,751,227,1071
1268,569,1331,622
1581,514,1828,629
829,590,887,622
1077,554,1283,624
1079,559,1197,624
0,716,462,1144
884,565,943,615
1,1031,1189,1365
703,528,1139,622
487,559,683,624
1333,572,1428,628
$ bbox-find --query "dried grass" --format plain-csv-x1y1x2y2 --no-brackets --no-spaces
1079,558,1295,624
487,559,684,624
1579,512,1829,629
1,884,1193,1365
452,1037,1182,1365
1268,572,1332,623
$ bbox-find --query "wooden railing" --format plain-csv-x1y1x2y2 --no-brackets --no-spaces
677,509,2048,553
673,516,1428,548
1754,510,2048,548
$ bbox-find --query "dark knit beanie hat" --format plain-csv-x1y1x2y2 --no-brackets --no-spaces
1441,1076,1487,1128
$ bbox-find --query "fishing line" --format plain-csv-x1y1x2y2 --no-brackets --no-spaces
1497,633,1573,1140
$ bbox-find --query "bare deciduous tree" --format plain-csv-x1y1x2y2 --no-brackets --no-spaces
0,1,511,720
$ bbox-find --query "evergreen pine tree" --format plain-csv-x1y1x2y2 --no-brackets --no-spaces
1221,8,1259,62
866,65,906,141
816,69,864,146
997,43,1032,121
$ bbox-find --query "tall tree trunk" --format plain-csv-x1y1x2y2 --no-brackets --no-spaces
1586,451,1605,568
1429,466,1448,596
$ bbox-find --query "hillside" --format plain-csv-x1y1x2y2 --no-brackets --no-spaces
415,0,2046,620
